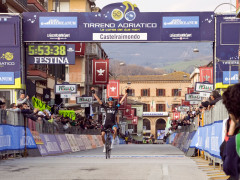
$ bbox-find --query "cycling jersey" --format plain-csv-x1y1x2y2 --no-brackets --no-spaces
101,103,118,125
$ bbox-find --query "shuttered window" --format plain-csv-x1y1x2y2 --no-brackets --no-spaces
141,89,150,96
143,104,150,112
156,104,166,112
156,89,165,96
172,89,181,96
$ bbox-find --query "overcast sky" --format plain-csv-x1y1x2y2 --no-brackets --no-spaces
96,0,235,12
94,0,236,70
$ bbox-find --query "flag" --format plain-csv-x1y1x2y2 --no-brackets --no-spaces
107,80,119,99
124,104,131,117
132,116,138,125
173,112,180,120
166,101,170,109
92,59,109,85
199,67,213,83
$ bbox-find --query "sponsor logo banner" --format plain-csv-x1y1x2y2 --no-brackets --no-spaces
157,130,165,140
124,104,132,117
195,82,213,92
185,94,201,101
30,131,44,145
173,112,180,120
55,134,72,153
107,80,119,98
76,97,93,104
0,72,14,85
74,135,86,151
190,101,200,105
163,16,199,28
93,59,109,85
177,106,190,112
223,71,238,84
39,134,62,155
142,112,169,117
65,134,80,152
39,17,78,28
23,10,214,42
0,125,37,152
55,84,77,94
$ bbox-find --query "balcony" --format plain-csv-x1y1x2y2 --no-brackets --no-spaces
27,0,47,12
27,65,47,80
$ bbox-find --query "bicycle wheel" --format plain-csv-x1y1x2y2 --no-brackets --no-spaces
105,137,109,159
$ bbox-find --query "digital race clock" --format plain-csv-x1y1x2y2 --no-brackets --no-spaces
28,45,66,56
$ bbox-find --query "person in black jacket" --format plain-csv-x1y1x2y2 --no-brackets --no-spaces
222,83,240,180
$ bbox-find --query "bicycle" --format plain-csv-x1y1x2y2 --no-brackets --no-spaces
105,128,112,159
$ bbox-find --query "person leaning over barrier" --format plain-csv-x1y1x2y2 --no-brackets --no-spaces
221,83,240,180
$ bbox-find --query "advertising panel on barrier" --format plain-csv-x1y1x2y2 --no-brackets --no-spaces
87,135,97,149
0,125,37,152
209,121,223,158
182,131,196,152
55,134,72,153
31,131,44,145
74,135,86,151
97,135,104,147
203,125,211,153
37,144,48,156
157,130,165,140
81,135,92,150
39,134,62,155
65,134,80,152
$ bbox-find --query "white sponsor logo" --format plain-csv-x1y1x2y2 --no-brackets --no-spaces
34,57,69,64
97,69,105,76
93,33,147,41
110,87,116,92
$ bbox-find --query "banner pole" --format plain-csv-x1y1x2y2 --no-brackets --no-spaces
24,117,27,157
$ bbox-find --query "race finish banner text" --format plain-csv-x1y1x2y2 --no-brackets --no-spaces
22,2,214,42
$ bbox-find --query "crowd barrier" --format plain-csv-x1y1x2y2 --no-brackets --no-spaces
0,109,104,158
168,100,229,166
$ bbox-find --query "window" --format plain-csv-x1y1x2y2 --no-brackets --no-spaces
53,0,70,12
172,89,181,96
156,104,166,112
141,89,150,97
172,104,180,111
143,104,150,112
156,89,165,96
128,124,137,133
128,89,135,96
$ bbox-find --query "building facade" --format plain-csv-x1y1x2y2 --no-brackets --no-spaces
117,72,191,139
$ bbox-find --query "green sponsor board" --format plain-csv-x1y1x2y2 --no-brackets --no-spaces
32,97,51,111
59,110,76,120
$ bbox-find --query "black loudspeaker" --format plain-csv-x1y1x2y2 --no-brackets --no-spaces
55,94,62,105
43,88,51,102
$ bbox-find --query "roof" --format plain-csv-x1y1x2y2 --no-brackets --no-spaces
116,72,190,82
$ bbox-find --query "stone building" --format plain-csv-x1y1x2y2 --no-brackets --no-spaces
117,71,191,139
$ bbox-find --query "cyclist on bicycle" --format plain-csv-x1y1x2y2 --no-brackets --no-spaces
91,87,128,152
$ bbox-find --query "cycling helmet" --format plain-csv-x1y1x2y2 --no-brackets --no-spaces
108,97,114,101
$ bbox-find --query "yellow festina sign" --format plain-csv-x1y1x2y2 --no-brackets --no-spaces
58,110,76,120
32,97,51,111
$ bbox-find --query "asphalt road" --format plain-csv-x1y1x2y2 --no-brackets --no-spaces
0,144,207,180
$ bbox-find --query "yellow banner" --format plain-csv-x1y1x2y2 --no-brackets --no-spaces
59,110,76,120
32,97,51,111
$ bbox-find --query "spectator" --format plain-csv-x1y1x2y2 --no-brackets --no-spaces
209,90,222,107
221,83,240,180
17,93,29,105
0,100,6,124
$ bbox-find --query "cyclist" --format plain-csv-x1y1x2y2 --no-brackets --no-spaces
91,87,128,152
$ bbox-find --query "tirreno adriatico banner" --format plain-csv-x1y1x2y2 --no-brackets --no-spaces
22,2,214,42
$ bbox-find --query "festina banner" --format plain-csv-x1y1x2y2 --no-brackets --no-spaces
124,104,132,117
107,80,119,98
26,44,75,65
132,116,138,125
195,82,213,92
185,94,201,101
199,67,213,83
55,84,77,94
93,59,109,85
173,112,180,120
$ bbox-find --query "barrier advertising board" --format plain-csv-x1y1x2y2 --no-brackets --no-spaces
55,134,72,153
65,134,80,152
74,135,86,151
0,125,37,151
39,134,62,155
